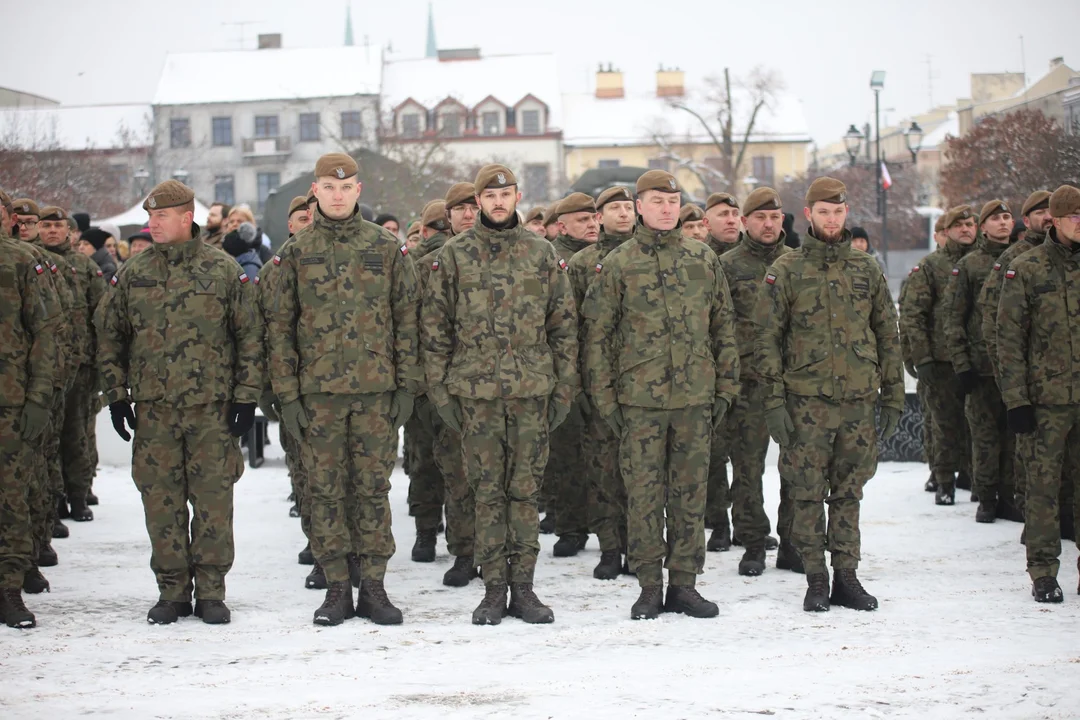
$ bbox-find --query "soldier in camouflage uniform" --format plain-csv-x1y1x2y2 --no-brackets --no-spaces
900,204,977,505
717,188,792,577
97,180,261,625
996,184,1080,603
583,170,739,620
268,154,420,627
946,200,1016,524
679,204,708,242
422,164,578,626
755,177,904,613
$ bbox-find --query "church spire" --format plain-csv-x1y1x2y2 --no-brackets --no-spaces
425,2,437,58
345,2,355,46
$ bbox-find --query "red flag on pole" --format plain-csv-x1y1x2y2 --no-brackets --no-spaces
881,161,893,190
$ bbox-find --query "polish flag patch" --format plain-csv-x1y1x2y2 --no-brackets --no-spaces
96,270,103,277
254,276,260,285
272,255,281,266
239,272,250,284
558,258,568,271
49,263,58,274
399,245,408,256
951,267,959,276
765,273,777,285
595,262,603,273
33,264,44,275
431,260,439,271
109,275,118,286
1005,269,1017,279
910,265,920,274
993,263,1001,271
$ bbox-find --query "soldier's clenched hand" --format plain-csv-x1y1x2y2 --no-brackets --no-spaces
764,406,794,446
258,389,280,423
281,400,310,440
1007,405,1036,435
20,400,50,443
711,398,730,430
603,406,624,436
904,360,918,379
548,398,572,430
108,400,137,442
389,390,415,430
228,402,257,437
436,397,463,434
878,406,902,439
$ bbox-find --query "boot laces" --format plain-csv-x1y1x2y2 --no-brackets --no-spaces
836,569,865,595
808,573,830,595
3,588,28,612
452,555,475,572
482,582,507,606
364,580,391,607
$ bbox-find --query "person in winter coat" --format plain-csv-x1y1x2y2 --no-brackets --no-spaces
80,228,118,279
850,226,888,274
223,222,264,279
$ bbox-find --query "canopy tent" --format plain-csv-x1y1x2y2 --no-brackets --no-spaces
96,198,211,239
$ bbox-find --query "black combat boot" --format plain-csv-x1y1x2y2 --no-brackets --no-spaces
443,555,479,587
764,535,779,551
194,599,231,624
553,533,585,557
472,583,508,625
313,581,354,626
830,569,878,611
297,543,314,565
664,585,719,618
52,518,69,539
593,551,622,580
57,496,70,520
924,474,937,492
935,483,955,506
630,585,664,620
997,494,1024,523
706,525,731,552
508,583,554,624
956,469,972,491
538,511,556,534
1032,576,1063,604
0,588,36,629
803,573,830,612
775,540,805,573
305,560,327,590
86,489,98,506
37,544,58,568
147,599,193,625
411,528,438,563
738,547,767,577
347,554,362,588
357,579,403,625
975,497,997,523
69,496,93,522
23,568,50,594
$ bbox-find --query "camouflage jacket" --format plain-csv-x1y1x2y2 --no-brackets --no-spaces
60,242,108,364
413,231,450,395
945,236,1008,377
567,229,633,381
897,274,914,367
97,231,263,407
581,222,739,416
706,234,739,259
0,237,61,408
898,238,975,367
996,231,1080,409
416,230,449,260
421,217,579,408
754,229,904,411
978,228,1046,381
266,210,421,404
39,239,92,369
553,234,592,264
19,238,74,389
717,232,790,383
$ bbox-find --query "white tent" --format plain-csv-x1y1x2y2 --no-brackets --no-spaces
97,198,210,238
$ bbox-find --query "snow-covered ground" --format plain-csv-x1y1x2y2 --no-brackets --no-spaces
4,413,1080,720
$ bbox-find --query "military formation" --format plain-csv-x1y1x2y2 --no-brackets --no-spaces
1,147,1076,630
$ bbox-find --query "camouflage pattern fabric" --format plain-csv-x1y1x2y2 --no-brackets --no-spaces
978,229,1045,381
966,376,1015,504
435,422,473,557
1020,405,1080,580
946,236,1007,378
0,408,36,589
405,395,445,532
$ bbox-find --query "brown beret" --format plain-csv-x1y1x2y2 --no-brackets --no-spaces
38,206,67,222
596,186,634,210
524,206,546,224
934,214,946,233
142,180,194,212
0,189,11,212
543,204,561,227
288,196,309,217
679,204,705,223
742,187,782,216
944,204,975,228
66,217,77,230
305,188,317,204
12,198,40,217
474,164,517,194
1022,190,1052,217
978,199,1011,226
444,182,477,210
557,192,597,217
406,220,421,236
636,169,681,194
706,192,739,211
1049,184,1080,218
314,152,358,180
805,177,847,207
422,200,450,231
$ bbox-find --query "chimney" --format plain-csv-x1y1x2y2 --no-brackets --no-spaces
656,65,685,98
595,63,624,99
1050,56,1065,71
258,33,282,49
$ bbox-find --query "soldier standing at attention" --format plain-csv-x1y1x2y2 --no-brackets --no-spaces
755,177,903,613
97,180,262,625
996,184,1080,603
268,153,421,627
422,164,579,626
679,204,708,242
584,170,739,620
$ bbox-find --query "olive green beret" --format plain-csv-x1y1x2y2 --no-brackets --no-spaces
12,198,40,217
944,205,975,228
66,217,77,231
406,220,421,237
934,214,946,233
636,169,680,194
38,206,67,222
288,196,309,217
422,200,450,231
596,186,634,210
524,206,546,224
543,204,561,227
1049,185,1080,218
557,192,597,217
142,180,194,212
473,164,517,194
314,152,359,180
1022,190,1052,217
679,204,705,223
445,182,478,209
742,187,782,216
305,188,317,204
706,192,739,211
978,199,1011,226
805,177,847,207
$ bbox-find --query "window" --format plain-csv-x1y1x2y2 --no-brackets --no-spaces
481,111,500,136
523,164,550,203
521,109,541,135
169,118,190,148
598,159,621,169
440,113,462,138
299,113,320,142
254,115,279,138
257,172,280,212
211,117,232,147
341,111,363,140
752,156,775,187
214,175,235,206
401,113,421,139
647,157,669,171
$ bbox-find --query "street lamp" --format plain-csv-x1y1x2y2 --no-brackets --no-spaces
905,121,923,163
843,125,864,165
172,168,190,184
133,167,150,196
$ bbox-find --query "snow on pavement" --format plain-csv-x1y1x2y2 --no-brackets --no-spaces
3,417,1080,720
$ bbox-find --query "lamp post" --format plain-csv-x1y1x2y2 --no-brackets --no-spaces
172,168,190,185
905,121,924,163
133,167,150,198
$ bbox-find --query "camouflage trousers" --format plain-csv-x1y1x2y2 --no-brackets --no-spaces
965,376,1014,504
0,407,35,589
460,396,548,586
780,395,876,575
132,401,243,602
922,362,971,484
706,422,731,530
724,380,772,549
282,422,310,542
916,378,935,465
87,393,99,486
548,403,587,537
434,420,473,558
30,385,69,554
405,396,445,532
1022,404,1080,580
621,405,709,587
585,410,627,553
301,392,397,585
60,365,96,503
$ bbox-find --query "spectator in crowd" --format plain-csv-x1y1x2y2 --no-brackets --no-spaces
358,204,375,222
850,226,888,273
225,205,273,264
99,222,122,262
128,227,153,256
71,211,90,245
375,213,400,236
116,239,130,263
80,227,118,278
223,221,264,279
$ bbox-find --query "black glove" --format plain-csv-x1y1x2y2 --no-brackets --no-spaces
228,402,257,437
1007,405,1036,435
915,362,935,382
957,370,979,395
109,401,137,442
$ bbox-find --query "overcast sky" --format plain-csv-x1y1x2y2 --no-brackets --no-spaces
2,0,1077,145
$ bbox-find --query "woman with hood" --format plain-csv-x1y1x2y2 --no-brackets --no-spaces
222,221,264,278
80,227,118,279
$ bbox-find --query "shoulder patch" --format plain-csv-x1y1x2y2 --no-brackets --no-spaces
993,263,1001,271
910,265,920,275
399,245,409,256
96,270,103,277
272,255,281,266
239,272,250,284
254,275,260,285
71,266,78,274
49,263,58,274
431,260,440,271
765,273,777,285
951,267,960,276
558,258,568,271
1005,269,1016,279
34,263,44,275
595,262,603,274
109,275,118,286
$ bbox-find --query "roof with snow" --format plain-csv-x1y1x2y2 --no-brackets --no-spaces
0,104,152,151
153,46,383,105
920,111,959,149
382,52,563,127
